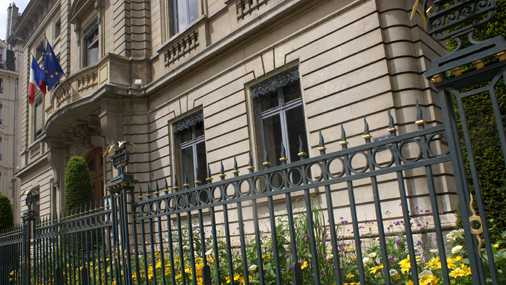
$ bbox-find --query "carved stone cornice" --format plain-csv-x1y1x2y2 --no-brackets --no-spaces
70,0,98,24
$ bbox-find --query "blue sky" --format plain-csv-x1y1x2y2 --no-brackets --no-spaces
0,0,29,40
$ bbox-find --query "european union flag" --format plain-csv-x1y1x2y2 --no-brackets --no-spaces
43,42,64,91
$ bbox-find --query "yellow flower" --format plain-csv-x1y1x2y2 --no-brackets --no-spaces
345,272,355,280
425,257,441,270
399,256,421,274
406,280,414,285
300,260,309,270
226,274,244,284
449,265,472,278
446,255,463,269
369,264,384,275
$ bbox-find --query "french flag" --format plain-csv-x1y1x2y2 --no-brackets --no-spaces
28,57,46,105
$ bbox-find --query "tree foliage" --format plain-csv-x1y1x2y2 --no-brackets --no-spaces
0,194,13,231
64,156,93,215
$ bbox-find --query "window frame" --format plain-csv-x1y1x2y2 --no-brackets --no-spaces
168,0,200,36
251,68,309,166
172,111,207,188
54,18,62,40
81,17,100,67
33,95,44,141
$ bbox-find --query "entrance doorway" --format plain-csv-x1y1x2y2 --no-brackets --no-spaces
86,147,104,202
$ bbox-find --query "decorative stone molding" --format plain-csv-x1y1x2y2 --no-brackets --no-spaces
163,30,200,66
235,0,269,19
77,69,99,91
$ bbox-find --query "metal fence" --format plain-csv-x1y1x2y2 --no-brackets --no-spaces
1,0,506,284
0,108,499,285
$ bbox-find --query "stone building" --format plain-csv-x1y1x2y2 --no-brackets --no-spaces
7,0,451,227
0,39,20,220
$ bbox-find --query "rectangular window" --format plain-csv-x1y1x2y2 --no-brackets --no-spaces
83,20,99,67
0,137,2,160
252,68,308,166
35,41,46,60
173,112,207,187
33,95,44,140
0,103,3,125
54,19,61,39
0,78,3,93
169,0,199,35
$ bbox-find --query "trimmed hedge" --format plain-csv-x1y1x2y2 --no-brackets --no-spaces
0,194,13,231
64,156,93,215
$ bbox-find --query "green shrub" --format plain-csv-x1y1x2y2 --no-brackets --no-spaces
64,156,92,215
0,194,13,231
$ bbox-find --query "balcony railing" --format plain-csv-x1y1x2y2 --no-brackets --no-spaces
49,60,108,115
158,16,208,69
236,0,268,19
47,54,148,119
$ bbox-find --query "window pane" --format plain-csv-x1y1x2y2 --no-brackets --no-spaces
181,146,194,185
196,141,207,183
177,0,189,32
188,0,199,23
262,115,283,165
87,43,99,66
84,24,99,66
283,79,302,103
194,121,204,138
258,91,279,112
286,105,307,162
178,128,192,143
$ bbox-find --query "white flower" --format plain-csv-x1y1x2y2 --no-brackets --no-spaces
429,249,438,254
419,270,434,278
451,245,463,255
249,264,258,272
205,249,214,256
362,257,370,264
389,269,399,276
368,252,377,258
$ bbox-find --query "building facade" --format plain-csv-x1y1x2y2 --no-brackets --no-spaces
0,39,20,220
8,0,452,225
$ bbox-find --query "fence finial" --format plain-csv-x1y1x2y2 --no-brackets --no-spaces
206,164,213,183
338,125,348,146
248,152,254,172
262,149,271,168
388,111,397,134
362,117,372,141
416,100,425,126
183,176,190,188
220,161,226,180
317,131,326,153
297,135,308,157
233,157,240,176
280,142,287,163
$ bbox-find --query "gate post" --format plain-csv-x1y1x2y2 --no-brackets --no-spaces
21,192,36,285
106,141,135,285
